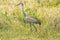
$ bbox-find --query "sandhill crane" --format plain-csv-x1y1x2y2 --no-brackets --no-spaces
16,3,41,31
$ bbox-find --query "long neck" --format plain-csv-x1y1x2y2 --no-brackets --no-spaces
21,4,26,17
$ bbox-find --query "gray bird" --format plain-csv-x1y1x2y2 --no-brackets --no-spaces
16,3,41,31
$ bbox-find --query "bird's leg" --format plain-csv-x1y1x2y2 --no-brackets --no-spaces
30,23,32,32
23,19,26,23
33,24,37,32
31,23,37,32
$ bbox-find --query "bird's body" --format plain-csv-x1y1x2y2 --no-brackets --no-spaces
17,3,41,31
24,14,41,25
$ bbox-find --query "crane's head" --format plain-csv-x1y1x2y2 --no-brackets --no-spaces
16,3,24,6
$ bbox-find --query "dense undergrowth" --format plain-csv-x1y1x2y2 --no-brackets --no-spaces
0,0,60,40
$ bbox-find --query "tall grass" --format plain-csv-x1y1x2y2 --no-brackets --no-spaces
0,0,60,40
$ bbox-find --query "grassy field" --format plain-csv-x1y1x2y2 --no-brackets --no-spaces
0,0,60,40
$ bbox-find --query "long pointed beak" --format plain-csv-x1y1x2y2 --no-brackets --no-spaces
17,3,20,6
16,4,20,6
